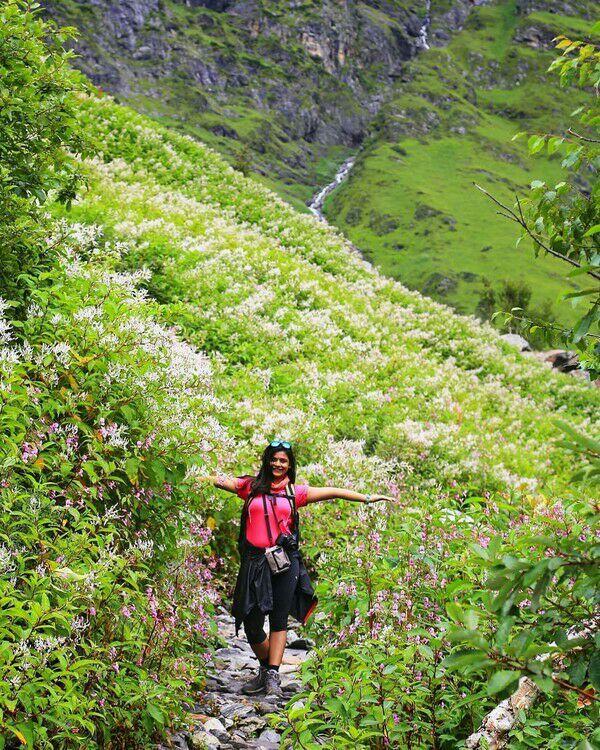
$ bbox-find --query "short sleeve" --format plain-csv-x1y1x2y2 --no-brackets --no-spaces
235,476,253,500
294,484,309,508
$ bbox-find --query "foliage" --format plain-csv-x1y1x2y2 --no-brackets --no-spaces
0,0,86,309
477,279,556,349
444,494,599,748
0,227,223,747
484,23,600,376
1,5,599,747
50,89,596,747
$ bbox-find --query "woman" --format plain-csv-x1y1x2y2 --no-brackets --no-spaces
205,440,394,697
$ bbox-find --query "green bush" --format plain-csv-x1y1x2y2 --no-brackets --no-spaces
0,0,86,309
0,226,223,747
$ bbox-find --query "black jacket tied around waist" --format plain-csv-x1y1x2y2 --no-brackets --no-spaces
231,542,318,636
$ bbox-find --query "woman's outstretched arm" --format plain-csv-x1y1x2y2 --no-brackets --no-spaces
305,487,395,505
200,474,239,493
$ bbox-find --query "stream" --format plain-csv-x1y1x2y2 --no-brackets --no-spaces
307,156,356,221
307,0,430,223
418,0,431,50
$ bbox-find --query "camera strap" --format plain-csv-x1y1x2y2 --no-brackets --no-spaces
262,494,276,546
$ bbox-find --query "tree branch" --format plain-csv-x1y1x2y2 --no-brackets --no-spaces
474,183,600,282
466,621,598,748
568,128,600,144
466,677,540,750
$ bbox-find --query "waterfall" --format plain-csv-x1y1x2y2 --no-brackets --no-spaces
308,156,356,222
418,0,431,50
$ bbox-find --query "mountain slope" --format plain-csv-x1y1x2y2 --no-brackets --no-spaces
45,0,598,327
43,0,433,208
65,89,597,493
5,81,597,746
66,90,598,746
325,1,597,321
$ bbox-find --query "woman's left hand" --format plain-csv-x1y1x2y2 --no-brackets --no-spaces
366,494,396,504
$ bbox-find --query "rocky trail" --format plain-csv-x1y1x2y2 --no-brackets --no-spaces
159,608,313,750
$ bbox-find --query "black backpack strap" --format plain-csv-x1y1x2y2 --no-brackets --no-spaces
285,482,300,544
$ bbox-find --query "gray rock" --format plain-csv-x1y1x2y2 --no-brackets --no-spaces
190,730,221,749
258,729,281,742
500,333,531,352
220,702,254,719
203,718,226,735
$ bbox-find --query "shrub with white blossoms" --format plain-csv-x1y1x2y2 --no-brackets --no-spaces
0,224,228,747
60,90,598,749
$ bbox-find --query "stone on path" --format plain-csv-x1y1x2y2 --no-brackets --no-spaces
160,606,312,749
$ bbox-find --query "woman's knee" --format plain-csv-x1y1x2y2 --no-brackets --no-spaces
244,622,267,644
243,609,267,644
269,612,289,632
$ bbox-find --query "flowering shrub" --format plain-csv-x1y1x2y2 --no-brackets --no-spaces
2,6,598,747
0,226,226,747
0,0,86,308
47,88,596,747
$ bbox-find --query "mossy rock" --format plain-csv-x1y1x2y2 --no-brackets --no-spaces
345,205,362,226
414,203,443,221
422,272,458,296
368,210,399,235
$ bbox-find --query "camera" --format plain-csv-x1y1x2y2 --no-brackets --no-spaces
276,532,298,552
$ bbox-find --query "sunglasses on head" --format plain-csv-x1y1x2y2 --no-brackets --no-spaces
270,440,291,449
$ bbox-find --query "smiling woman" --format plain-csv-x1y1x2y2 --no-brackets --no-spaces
202,440,394,697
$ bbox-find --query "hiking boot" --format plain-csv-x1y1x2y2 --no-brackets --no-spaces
241,665,268,695
264,668,283,697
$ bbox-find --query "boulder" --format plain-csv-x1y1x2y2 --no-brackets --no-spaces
500,333,531,352
190,729,221,749
542,349,579,372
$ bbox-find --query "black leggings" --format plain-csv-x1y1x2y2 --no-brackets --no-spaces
243,555,300,644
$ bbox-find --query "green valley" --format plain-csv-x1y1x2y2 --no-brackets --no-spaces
325,1,597,322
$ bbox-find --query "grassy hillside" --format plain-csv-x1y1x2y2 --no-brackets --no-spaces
44,0,598,327
50,91,599,744
325,1,596,323
2,6,598,744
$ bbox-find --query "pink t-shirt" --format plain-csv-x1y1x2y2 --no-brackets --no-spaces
235,477,309,549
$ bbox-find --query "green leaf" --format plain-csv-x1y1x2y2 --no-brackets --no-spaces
589,649,600,691
495,616,516,649
567,657,588,687
443,649,491,669
146,702,164,725
531,674,555,694
584,224,600,237
125,457,139,483
487,670,520,695
446,602,463,623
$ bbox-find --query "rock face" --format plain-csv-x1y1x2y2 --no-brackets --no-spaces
41,0,482,191
156,608,312,750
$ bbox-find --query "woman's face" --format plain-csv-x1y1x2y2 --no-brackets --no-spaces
270,450,290,479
